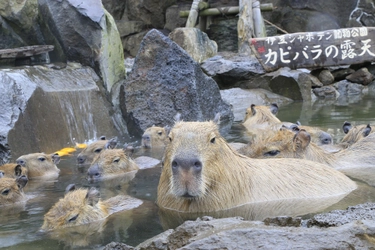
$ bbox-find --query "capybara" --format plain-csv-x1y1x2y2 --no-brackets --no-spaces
141,126,170,148
340,121,373,148
16,153,60,179
0,163,28,178
87,148,139,181
242,104,333,145
157,117,356,212
77,137,117,164
0,175,28,206
41,184,142,230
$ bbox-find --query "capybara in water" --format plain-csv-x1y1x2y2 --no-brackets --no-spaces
77,137,117,164
87,148,139,181
0,164,28,178
157,117,356,212
242,104,332,146
16,153,60,179
340,121,373,148
41,184,142,230
0,175,28,206
141,126,170,148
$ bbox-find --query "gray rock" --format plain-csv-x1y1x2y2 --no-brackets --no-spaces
318,69,335,86
169,28,217,63
346,67,374,85
334,80,365,96
164,4,191,31
38,0,125,93
207,17,238,52
0,63,127,163
122,30,150,57
116,20,145,38
122,29,234,137
220,88,293,122
312,85,339,99
331,67,355,81
102,0,126,20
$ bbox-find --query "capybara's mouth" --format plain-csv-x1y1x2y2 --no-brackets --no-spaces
181,192,195,198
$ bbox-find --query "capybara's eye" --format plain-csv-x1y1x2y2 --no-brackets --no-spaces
169,137,172,142
1,189,10,196
113,157,120,163
264,150,280,157
158,131,163,136
94,148,102,153
38,157,46,162
68,214,79,222
210,137,216,143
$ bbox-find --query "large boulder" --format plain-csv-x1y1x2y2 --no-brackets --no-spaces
0,63,128,164
121,29,234,137
38,0,125,93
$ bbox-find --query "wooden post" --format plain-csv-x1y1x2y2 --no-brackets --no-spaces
186,0,202,28
238,0,253,55
253,0,266,37
199,0,208,32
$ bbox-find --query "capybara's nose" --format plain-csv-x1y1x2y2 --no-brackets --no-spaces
142,135,151,141
320,132,333,145
77,156,86,164
87,164,101,178
171,157,202,173
16,159,26,166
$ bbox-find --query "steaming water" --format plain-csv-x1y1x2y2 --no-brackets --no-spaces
1,96,375,249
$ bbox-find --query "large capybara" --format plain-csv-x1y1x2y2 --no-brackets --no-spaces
340,121,373,148
156,117,356,212
41,184,142,230
77,137,117,164
16,153,60,179
242,104,333,146
0,175,28,206
141,126,170,148
87,148,139,182
0,163,28,178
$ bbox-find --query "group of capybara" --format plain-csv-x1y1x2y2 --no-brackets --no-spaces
2,103,374,245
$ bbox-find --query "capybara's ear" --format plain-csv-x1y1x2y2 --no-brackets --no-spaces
65,184,76,193
293,129,311,151
164,125,171,135
289,124,300,132
363,124,372,137
250,104,256,115
16,175,28,189
270,103,278,115
213,113,221,125
342,121,352,134
51,154,61,164
106,137,118,149
100,136,106,140
14,165,22,177
0,171,4,178
86,187,100,206
123,146,134,158
174,112,181,122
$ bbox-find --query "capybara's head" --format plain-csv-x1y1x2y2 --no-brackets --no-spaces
243,103,280,124
42,185,109,231
77,137,117,164
0,164,28,178
87,149,139,182
160,114,229,199
16,153,60,179
0,175,28,206
341,122,372,147
283,123,333,146
141,126,170,148
239,128,312,158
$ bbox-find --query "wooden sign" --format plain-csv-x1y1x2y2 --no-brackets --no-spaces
250,27,375,72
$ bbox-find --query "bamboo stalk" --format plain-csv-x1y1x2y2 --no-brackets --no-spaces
238,0,253,55
186,0,202,28
253,0,266,37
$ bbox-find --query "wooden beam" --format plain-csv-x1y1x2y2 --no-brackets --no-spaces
186,0,202,28
238,0,253,55
253,0,266,37
0,45,54,59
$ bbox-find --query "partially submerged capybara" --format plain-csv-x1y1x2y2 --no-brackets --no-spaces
16,153,60,179
141,126,170,148
340,121,373,148
87,148,139,181
157,117,356,212
0,175,28,206
242,104,333,145
77,137,117,164
0,163,28,178
41,184,142,230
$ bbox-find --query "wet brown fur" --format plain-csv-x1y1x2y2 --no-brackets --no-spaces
77,140,109,164
157,121,356,212
340,123,373,148
0,163,28,178
141,126,169,148
0,177,27,206
16,153,60,179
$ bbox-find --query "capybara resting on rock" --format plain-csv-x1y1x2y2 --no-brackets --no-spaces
141,126,170,148
16,153,60,179
77,137,117,164
157,117,356,213
0,175,28,206
87,148,139,182
41,184,143,230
